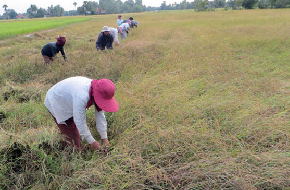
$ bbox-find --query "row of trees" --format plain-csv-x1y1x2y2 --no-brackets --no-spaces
1,4,65,19
26,5,65,18
72,0,145,15
1,0,146,19
2,0,290,19
1,5,17,19
159,0,226,10
160,0,290,11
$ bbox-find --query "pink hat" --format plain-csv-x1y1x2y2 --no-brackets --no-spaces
93,79,118,112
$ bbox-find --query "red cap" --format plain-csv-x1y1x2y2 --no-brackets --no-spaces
93,79,118,112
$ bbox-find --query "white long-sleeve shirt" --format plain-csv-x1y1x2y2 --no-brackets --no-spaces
120,23,129,32
109,27,119,45
44,76,107,144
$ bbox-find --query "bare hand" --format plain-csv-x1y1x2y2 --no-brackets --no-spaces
90,141,101,150
102,139,110,152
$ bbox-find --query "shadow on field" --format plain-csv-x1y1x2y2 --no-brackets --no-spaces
0,111,6,123
2,89,42,103
0,139,108,189
0,141,67,189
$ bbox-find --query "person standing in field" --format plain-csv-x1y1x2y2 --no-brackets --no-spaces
96,26,114,51
119,22,130,39
41,36,67,65
44,76,119,152
117,15,123,26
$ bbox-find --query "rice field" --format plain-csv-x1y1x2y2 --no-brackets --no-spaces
0,10,290,189
0,16,93,40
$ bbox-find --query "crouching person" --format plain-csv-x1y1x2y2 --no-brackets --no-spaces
44,76,119,152
131,20,139,29
41,36,67,65
96,26,114,51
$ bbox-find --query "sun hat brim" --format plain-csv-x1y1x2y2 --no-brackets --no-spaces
94,91,118,112
92,78,119,112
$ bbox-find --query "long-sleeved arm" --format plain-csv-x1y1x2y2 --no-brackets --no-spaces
107,35,114,49
59,46,67,59
95,108,107,139
113,31,119,45
96,33,103,50
73,99,95,144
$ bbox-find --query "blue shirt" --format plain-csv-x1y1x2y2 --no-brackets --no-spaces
117,19,123,26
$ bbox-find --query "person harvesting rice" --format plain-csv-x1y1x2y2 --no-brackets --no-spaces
119,23,130,39
44,76,119,152
41,36,68,65
96,26,114,51
108,27,121,46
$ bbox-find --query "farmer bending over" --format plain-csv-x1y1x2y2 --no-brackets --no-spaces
109,27,121,46
131,20,139,29
123,17,132,26
44,76,119,152
41,36,67,65
119,23,129,39
96,26,114,51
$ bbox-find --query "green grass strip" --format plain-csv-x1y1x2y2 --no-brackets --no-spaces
0,17,93,40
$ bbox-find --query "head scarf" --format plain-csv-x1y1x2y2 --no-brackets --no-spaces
56,36,66,46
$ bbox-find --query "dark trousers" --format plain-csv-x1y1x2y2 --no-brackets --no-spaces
98,42,113,50
51,116,81,151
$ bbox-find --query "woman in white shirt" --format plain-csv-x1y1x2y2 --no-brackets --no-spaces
109,27,120,46
44,76,118,152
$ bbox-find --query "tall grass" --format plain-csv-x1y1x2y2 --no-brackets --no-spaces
0,10,290,189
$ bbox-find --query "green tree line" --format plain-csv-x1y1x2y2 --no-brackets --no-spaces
74,0,145,15
1,1,146,19
1,4,65,19
159,0,290,11
2,0,290,20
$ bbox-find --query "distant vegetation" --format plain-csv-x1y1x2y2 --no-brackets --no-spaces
2,0,290,20
0,1,146,19
0,10,290,189
160,0,290,11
